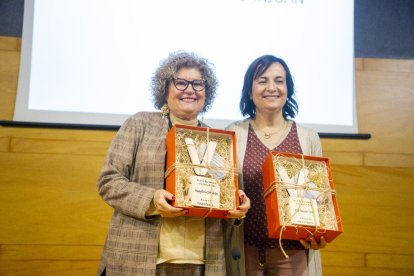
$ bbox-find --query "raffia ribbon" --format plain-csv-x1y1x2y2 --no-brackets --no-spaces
263,154,336,258
165,127,238,217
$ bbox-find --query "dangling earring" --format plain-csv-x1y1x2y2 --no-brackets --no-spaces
161,104,169,119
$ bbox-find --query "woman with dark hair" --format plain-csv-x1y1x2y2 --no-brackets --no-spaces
97,50,250,276
226,55,326,276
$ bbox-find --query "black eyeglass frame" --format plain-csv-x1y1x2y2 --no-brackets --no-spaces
171,77,206,92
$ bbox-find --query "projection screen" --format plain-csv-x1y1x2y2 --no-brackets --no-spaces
14,0,356,133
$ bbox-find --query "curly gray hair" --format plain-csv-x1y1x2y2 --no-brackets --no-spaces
150,51,218,113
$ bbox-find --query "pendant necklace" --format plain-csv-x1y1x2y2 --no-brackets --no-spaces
262,121,287,139
264,132,276,139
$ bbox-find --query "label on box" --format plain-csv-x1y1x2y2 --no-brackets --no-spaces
288,196,320,226
189,176,220,208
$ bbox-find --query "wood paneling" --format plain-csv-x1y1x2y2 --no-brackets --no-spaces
321,251,365,267
10,137,110,155
0,152,112,244
0,36,20,51
1,36,414,274
0,261,99,276
0,47,19,119
361,58,414,73
0,244,102,260
0,137,10,152
322,151,364,166
322,266,414,276
328,166,414,254
365,152,414,167
366,253,414,270
0,126,116,141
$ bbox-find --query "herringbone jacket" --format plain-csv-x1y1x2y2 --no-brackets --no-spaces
97,112,226,276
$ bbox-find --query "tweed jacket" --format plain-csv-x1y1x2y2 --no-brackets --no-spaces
97,112,226,276
224,118,323,276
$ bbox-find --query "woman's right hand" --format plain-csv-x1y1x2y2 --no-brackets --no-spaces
153,189,187,217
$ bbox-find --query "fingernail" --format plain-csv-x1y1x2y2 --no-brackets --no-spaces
237,207,241,210
172,196,175,200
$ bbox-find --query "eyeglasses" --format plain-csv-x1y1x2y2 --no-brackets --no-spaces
171,77,205,92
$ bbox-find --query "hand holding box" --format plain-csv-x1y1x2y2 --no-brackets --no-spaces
262,151,343,242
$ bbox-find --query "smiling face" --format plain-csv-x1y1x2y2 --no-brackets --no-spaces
167,67,206,121
251,62,287,116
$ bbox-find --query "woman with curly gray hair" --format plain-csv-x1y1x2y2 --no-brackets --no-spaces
151,51,218,114
97,50,250,276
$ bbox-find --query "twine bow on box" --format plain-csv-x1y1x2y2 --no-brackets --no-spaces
262,153,338,258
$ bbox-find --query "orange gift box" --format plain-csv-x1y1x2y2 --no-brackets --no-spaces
262,151,343,242
165,124,239,218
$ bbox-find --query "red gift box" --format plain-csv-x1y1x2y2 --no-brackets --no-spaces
165,124,239,218
262,151,343,242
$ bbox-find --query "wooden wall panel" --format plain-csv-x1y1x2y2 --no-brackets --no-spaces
355,68,414,154
328,166,414,253
365,152,414,167
321,251,365,268
322,266,414,276
0,261,99,276
0,36,20,51
366,253,414,270
0,152,112,244
0,127,116,142
10,137,110,155
0,50,19,93
361,58,414,73
0,137,10,152
0,52,18,119
322,151,364,166
0,244,102,260
1,36,414,274
0,37,19,121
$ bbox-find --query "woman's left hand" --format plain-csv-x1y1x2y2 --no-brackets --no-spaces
227,189,250,219
300,236,327,250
